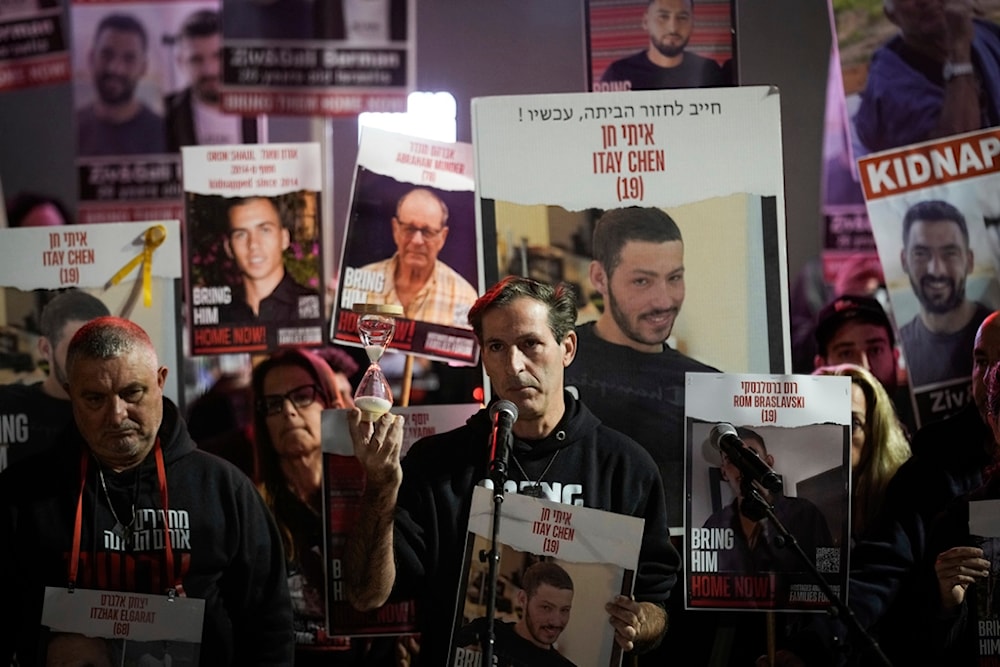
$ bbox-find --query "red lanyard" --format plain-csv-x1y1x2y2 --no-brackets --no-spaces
69,439,185,596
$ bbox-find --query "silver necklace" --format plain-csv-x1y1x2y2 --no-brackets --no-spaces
98,465,139,547
510,450,560,498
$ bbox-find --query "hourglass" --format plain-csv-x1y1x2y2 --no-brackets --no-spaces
353,303,404,421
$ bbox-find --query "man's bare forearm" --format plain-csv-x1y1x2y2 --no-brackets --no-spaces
345,483,398,611
345,410,404,611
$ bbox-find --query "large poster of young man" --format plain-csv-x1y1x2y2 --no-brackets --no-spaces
473,86,788,534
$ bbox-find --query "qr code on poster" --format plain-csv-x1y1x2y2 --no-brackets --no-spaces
815,547,840,574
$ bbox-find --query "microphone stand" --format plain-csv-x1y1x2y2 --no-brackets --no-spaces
739,479,892,667
479,423,510,667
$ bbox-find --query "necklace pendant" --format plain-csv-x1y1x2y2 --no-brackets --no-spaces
520,484,545,498
112,522,132,546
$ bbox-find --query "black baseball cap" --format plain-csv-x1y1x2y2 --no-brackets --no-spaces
815,294,895,355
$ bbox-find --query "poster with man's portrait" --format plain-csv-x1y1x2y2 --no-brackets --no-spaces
587,0,735,92
450,486,643,667
858,127,1000,426
473,87,788,532
684,372,851,611
71,0,202,224
0,221,183,473
332,127,481,365
182,142,324,355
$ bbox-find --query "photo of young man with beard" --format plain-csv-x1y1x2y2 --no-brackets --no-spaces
456,561,578,667
165,9,258,151
75,12,165,156
898,199,992,387
599,0,727,90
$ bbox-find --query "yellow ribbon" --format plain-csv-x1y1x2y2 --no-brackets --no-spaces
106,224,166,307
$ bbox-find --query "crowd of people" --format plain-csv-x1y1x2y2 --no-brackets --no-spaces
1,205,999,667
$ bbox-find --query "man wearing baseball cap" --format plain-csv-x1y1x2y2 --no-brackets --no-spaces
813,294,916,435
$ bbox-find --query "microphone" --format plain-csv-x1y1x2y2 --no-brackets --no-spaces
709,423,782,494
488,400,518,487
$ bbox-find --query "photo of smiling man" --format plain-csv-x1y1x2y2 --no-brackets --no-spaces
455,561,578,667
896,199,993,387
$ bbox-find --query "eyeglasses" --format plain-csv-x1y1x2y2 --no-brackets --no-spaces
257,384,326,416
395,219,444,240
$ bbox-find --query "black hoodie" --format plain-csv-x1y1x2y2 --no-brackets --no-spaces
391,392,680,666
0,398,294,666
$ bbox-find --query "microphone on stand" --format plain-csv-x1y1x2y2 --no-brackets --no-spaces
708,422,782,494
488,400,518,488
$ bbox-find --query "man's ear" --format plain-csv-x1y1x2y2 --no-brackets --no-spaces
223,237,234,259
562,329,577,367
281,227,291,252
589,260,609,296
37,336,53,364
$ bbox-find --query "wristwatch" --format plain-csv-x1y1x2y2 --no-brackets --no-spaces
943,61,975,81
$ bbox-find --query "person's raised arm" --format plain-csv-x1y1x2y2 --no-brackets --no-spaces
932,0,980,139
344,409,404,611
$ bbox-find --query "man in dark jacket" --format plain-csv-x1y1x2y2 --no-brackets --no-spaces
0,316,294,665
344,276,679,666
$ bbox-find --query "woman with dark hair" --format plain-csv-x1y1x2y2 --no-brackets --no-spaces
252,346,361,664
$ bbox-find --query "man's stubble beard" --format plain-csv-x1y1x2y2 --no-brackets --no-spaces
912,273,967,315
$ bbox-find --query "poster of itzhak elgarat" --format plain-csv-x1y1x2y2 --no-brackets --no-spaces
857,128,1000,427
684,372,851,611
0,221,183,473
219,0,414,117
39,587,204,665
471,86,789,533
448,485,644,667
332,126,481,365
182,142,324,355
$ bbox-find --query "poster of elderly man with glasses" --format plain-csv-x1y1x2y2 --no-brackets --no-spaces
332,127,481,365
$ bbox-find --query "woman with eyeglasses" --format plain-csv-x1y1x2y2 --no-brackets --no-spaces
251,347,360,665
